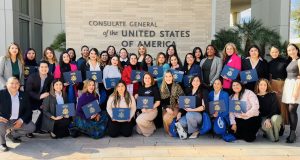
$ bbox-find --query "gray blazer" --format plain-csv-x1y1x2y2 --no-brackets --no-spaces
0,56,24,89
200,56,223,86
41,94,68,132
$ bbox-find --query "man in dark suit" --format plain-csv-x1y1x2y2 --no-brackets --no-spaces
0,77,35,152
25,60,54,135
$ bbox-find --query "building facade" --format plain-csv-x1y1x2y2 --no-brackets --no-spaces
0,0,293,59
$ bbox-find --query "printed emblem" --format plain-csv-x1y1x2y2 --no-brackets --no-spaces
92,74,97,81
62,105,69,115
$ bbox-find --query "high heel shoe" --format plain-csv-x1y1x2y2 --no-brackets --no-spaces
286,131,296,143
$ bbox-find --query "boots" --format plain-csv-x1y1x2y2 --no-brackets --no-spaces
286,130,296,143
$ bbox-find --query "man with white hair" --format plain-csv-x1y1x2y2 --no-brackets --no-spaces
0,77,35,152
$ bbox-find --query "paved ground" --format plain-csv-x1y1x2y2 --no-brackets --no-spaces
1,108,300,160
0,125,300,160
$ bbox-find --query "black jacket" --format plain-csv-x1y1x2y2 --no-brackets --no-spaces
25,72,54,110
242,58,269,91
0,89,32,123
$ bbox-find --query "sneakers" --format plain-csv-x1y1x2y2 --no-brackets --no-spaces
6,133,21,143
26,133,35,138
0,144,9,152
50,132,57,139
189,131,199,139
175,122,187,140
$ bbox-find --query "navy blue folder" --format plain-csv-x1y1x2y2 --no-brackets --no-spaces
208,100,226,114
240,69,258,83
86,71,103,83
82,100,101,118
179,96,196,109
148,66,163,77
112,108,130,120
183,73,197,87
24,66,38,77
220,65,239,80
105,78,120,88
56,103,75,117
131,70,145,82
63,71,83,83
170,69,184,83
229,100,247,113
137,96,154,109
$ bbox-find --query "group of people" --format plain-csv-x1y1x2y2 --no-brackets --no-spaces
0,42,299,152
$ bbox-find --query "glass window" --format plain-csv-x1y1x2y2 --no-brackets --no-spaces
33,23,43,60
19,19,30,53
34,0,42,19
19,0,29,15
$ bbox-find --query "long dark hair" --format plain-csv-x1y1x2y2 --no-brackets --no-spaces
24,48,37,65
59,51,71,67
142,54,153,71
169,55,183,68
246,44,262,58
49,79,66,97
192,47,204,60
106,45,117,57
230,80,246,100
110,80,132,108
287,43,300,61
166,45,182,66
108,55,123,72
183,53,195,71
66,48,76,62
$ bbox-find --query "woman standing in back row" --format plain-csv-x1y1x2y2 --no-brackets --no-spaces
282,43,300,143
268,46,289,129
221,43,241,94
0,43,24,90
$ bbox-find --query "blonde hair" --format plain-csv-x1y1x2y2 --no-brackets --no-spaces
254,78,273,94
82,79,97,96
138,44,147,56
222,43,238,61
6,43,24,65
160,70,174,94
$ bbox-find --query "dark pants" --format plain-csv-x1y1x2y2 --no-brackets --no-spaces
107,118,134,137
202,85,212,113
232,116,261,142
53,118,71,138
34,109,43,132
154,105,163,128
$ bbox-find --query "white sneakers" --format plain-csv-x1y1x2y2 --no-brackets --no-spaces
189,131,199,139
175,122,188,140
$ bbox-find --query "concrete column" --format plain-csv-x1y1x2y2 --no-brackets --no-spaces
212,0,230,39
251,0,290,42
0,0,15,56
42,0,65,50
